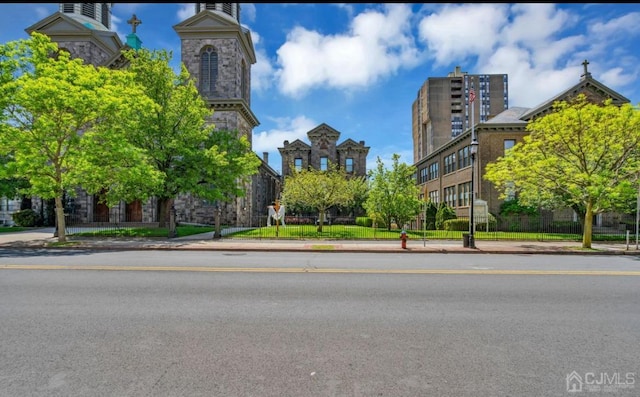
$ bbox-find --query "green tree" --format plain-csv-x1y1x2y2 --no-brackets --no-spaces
122,48,260,226
364,154,422,231
282,162,364,232
0,33,162,242
484,95,640,248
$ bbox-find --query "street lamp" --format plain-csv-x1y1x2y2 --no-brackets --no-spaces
469,138,479,249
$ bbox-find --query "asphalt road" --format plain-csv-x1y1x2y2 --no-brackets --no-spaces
1,251,639,396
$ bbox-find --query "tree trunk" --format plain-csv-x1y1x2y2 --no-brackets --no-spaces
55,195,66,243
317,209,325,233
157,198,173,228
582,201,593,249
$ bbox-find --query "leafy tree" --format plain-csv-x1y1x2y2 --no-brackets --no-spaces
484,95,640,248
423,199,438,230
498,197,539,216
364,154,422,230
435,202,456,230
122,48,260,226
282,162,365,232
0,33,162,242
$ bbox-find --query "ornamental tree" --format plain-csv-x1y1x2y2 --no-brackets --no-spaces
364,154,422,230
0,33,162,242
484,95,640,248
282,162,366,232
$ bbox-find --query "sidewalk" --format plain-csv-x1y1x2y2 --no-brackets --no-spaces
1,228,639,255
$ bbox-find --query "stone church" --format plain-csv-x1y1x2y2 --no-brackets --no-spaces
25,3,281,228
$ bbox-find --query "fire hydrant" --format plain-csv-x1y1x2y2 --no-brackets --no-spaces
400,229,408,249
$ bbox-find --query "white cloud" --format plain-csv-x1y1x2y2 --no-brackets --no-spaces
241,3,256,23
275,4,421,98
35,6,51,20
418,3,508,66
252,116,318,172
250,31,275,93
590,11,640,37
177,3,195,22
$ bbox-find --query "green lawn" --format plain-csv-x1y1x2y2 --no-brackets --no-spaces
0,226,30,233
72,225,215,238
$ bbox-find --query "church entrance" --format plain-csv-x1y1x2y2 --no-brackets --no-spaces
93,189,109,222
126,200,142,222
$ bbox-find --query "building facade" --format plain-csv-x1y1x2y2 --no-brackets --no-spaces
413,63,630,223
23,2,281,228
412,66,508,163
278,123,369,179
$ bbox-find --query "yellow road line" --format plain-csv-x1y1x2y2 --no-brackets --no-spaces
1,264,640,276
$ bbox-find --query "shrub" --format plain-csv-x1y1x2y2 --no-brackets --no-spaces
12,209,42,227
435,203,456,230
444,218,468,231
356,217,373,227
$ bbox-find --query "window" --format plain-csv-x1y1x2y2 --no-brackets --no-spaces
222,3,233,16
429,190,439,204
458,182,471,207
241,61,247,100
320,157,328,171
294,158,302,171
444,186,456,208
458,146,470,169
419,167,428,184
62,3,74,13
444,152,456,174
81,3,95,19
200,46,218,95
504,139,516,153
101,4,110,29
428,162,439,180
345,158,354,173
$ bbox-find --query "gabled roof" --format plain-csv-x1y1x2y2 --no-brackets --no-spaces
337,138,369,152
307,123,340,140
520,75,630,121
485,107,530,124
25,12,123,59
279,139,311,151
173,10,256,64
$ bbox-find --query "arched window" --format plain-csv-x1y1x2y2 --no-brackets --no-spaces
200,46,218,95
241,60,247,100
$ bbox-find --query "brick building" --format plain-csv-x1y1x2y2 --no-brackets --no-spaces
413,62,630,221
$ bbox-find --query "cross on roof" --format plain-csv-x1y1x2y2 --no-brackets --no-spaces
582,59,589,75
127,14,142,34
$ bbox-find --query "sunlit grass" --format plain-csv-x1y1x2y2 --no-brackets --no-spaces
73,225,215,238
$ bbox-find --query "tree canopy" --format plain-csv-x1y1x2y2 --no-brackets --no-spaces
0,33,162,241
122,48,260,226
484,95,640,248
364,154,422,230
282,162,367,232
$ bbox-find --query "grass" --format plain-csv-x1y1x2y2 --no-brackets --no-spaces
0,226,30,233
72,225,215,238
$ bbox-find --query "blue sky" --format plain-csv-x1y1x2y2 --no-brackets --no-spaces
1,3,640,174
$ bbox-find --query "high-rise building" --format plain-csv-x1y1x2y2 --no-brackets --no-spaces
411,66,508,163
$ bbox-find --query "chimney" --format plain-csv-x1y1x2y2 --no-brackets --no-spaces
263,152,269,163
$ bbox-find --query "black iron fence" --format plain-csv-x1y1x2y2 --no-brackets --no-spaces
60,212,639,242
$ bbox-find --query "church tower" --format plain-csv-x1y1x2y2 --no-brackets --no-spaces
25,3,123,67
173,3,259,141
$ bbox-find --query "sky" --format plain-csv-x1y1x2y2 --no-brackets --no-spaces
1,3,640,174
